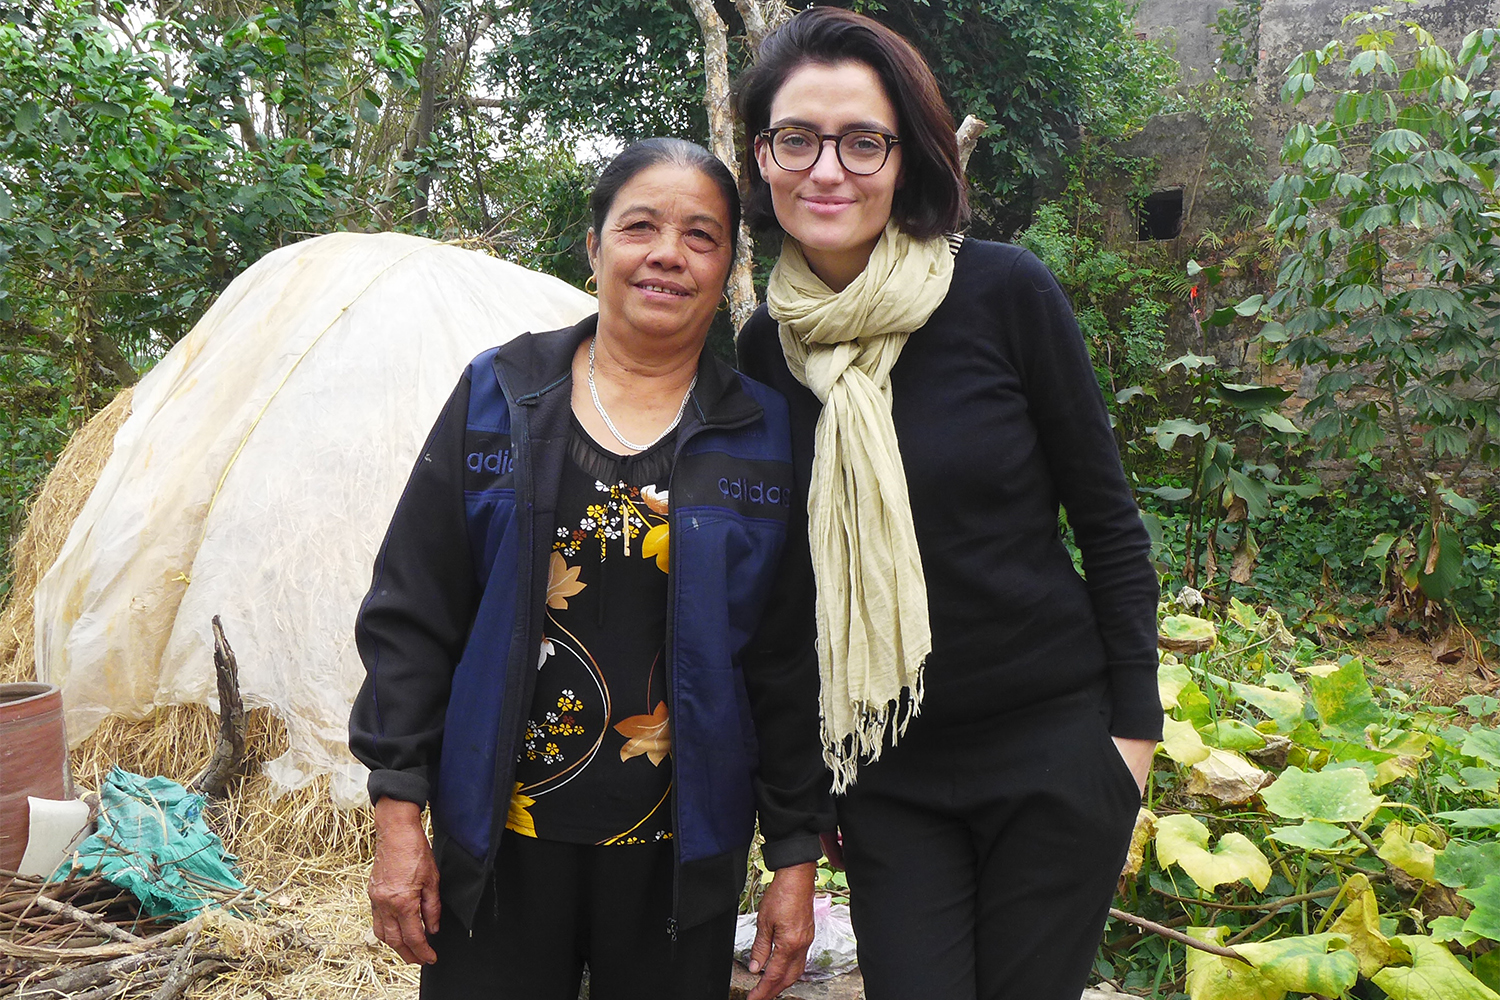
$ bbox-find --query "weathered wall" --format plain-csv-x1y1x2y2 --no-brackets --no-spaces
1134,0,1227,84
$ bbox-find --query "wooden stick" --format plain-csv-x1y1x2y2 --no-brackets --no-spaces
28,895,143,944
145,932,197,1000
189,616,248,796
15,949,171,997
1108,908,1251,962
0,913,203,962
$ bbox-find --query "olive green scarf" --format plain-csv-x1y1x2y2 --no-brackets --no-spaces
767,221,955,792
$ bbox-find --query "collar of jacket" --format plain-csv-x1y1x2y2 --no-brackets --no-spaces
489,313,763,429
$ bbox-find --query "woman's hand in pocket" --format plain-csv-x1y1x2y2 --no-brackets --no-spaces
1111,736,1156,796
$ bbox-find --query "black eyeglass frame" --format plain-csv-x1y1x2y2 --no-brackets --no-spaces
758,126,901,176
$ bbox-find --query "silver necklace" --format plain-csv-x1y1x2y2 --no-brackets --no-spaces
587,336,697,453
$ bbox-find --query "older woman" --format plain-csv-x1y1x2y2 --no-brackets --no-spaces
734,10,1161,1000
350,138,830,1000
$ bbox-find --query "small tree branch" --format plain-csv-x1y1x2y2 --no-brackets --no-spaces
1108,908,1252,963
26,895,144,945
956,114,988,174
188,617,248,797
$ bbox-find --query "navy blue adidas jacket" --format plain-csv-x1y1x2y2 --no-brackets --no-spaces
350,317,832,931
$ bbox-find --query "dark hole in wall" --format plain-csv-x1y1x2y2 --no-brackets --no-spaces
1138,189,1184,241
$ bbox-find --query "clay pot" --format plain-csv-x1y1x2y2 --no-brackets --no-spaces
0,683,70,872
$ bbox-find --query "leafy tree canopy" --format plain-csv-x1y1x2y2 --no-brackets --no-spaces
483,0,1174,238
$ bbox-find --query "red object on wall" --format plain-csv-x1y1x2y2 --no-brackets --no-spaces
0,683,70,872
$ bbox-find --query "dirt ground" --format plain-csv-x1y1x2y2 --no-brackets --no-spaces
1356,631,1496,707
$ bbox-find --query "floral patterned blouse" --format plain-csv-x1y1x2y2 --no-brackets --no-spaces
506,417,677,845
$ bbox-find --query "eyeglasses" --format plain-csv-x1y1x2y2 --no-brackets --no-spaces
759,126,900,176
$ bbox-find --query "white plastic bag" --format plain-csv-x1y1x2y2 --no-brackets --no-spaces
735,894,860,982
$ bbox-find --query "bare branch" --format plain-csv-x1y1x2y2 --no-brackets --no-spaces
1108,908,1251,963
735,0,793,51
956,115,989,174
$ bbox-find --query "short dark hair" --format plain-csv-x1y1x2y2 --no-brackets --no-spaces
734,7,969,239
589,138,742,259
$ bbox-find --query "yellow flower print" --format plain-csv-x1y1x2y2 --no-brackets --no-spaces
506,782,537,838
641,523,670,573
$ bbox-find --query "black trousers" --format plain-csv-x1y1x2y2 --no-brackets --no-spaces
421,836,736,1000
837,687,1140,1000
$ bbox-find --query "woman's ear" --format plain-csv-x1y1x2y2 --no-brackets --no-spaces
586,229,599,270
753,137,771,182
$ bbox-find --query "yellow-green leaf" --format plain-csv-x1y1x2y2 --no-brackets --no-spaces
1161,716,1212,765
1200,718,1268,752
1185,926,1282,1000
1185,927,1359,1000
1379,823,1440,883
1260,766,1383,822
1267,819,1354,853
1235,934,1359,997
1159,656,1193,710
1305,656,1384,740
1230,680,1307,731
1160,614,1218,653
1329,873,1410,978
1156,814,1272,891
1374,934,1500,1000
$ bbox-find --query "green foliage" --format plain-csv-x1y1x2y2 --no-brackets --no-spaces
487,1,1177,238
484,0,710,145
1142,462,1500,647
1245,11,1500,490
1018,197,1171,408
852,0,1177,235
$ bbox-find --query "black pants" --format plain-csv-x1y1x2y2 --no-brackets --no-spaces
837,688,1140,1000
421,836,736,1000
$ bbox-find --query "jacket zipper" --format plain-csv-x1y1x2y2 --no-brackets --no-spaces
478,369,566,892
663,398,763,944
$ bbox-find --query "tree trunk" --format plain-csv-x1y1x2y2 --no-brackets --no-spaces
684,0,757,331
411,0,444,225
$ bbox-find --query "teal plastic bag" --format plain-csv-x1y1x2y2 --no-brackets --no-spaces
52,767,248,920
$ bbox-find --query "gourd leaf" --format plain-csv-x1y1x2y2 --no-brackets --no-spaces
1260,766,1383,822
1155,814,1271,891
1374,934,1500,999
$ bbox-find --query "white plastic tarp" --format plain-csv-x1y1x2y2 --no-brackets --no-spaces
34,231,596,805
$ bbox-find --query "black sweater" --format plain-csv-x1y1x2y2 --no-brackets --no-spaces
737,240,1163,741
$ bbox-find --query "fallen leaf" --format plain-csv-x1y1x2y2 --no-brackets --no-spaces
616,701,671,765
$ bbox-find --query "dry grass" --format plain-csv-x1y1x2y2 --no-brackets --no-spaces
64,707,416,999
0,391,416,997
0,386,133,685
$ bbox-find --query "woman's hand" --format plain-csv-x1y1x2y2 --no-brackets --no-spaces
369,797,441,965
1111,736,1157,796
819,830,844,870
748,861,817,1000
